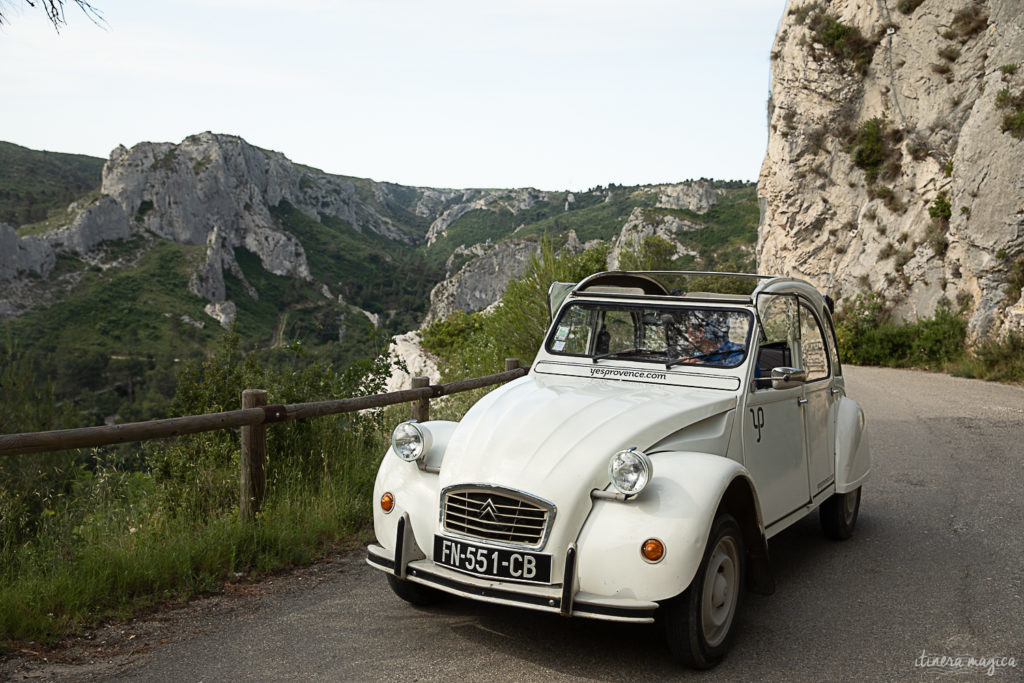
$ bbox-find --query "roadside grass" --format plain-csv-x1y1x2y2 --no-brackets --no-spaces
0,429,387,644
0,330,409,648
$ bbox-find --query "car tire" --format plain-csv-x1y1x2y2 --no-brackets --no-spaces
386,574,444,606
820,486,861,540
662,513,745,669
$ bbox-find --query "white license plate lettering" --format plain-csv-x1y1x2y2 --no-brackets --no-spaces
433,535,550,584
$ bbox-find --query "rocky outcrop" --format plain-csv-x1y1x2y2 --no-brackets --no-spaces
422,230,600,325
423,238,539,325
0,196,133,284
204,300,237,329
759,0,1024,336
424,188,553,245
46,196,132,256
0,224,55,281
654,181,718,214
607,207,702,269
385,331,442,392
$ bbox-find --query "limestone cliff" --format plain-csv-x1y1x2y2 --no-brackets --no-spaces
759,0,1024,336
423,238,541,325
607,207,701,269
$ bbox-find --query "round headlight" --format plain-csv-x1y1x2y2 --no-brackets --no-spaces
392,421,425,462
608,447,653,496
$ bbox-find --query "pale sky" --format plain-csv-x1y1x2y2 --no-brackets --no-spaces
0,0,788,191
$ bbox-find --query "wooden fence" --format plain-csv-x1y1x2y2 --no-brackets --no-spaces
0,359,526,520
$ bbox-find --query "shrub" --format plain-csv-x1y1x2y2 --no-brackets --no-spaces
952,332,1024,382
929,192,952,222
938,46,961,61
1006,257,1024,305
835,294,967,368
949,3,989,41
1001,63,1019,76
788,2,822,25
849,118,888,183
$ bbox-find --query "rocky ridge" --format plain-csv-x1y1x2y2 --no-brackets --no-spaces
759,0,1024,336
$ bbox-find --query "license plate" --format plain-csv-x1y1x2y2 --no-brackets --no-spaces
433,535,552,584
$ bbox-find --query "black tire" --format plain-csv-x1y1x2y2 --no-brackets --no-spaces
386,573,444,606
820,486,861,540
663,513,745,669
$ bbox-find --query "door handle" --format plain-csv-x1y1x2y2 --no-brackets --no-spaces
797,398,808,405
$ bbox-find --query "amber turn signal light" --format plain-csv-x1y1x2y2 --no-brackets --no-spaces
641,538,665,563
380,492,395,513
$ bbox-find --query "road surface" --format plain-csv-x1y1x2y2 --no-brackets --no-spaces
3,366,1022,680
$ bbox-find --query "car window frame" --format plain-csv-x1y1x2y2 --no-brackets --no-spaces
544,300,755,369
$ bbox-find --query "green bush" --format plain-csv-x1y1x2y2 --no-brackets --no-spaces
929,192,952,222
808,11,877,74
835,294,967,368
849,118,902,184
952,333,1024,382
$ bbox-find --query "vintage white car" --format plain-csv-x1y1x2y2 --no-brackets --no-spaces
367,271,870,668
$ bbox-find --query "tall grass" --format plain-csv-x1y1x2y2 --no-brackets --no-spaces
0,331,400,646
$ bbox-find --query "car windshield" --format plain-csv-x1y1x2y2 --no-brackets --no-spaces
547,301,753,369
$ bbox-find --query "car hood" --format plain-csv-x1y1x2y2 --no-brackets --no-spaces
438,373,737,532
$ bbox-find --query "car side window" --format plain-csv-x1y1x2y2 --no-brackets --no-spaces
754,294,798,388
798,303,830,382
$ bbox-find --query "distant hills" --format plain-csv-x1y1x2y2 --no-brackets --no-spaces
0,134,758,426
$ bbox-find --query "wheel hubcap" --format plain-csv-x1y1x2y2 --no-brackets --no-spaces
701,535,739,648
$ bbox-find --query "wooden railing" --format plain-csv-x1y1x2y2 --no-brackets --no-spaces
0,359,526,520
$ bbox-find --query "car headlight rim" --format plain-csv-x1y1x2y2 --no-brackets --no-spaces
391,421,425,462
608,447,653,496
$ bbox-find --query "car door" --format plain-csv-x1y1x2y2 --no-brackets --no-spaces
797,300,836,497
741,294,810,525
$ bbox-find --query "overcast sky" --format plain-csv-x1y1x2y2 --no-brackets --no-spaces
0,0,788,191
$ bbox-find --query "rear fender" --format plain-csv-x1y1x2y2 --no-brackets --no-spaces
835,397,870,493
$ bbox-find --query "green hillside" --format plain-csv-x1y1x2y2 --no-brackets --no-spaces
0,141,104,226
0,137,759,431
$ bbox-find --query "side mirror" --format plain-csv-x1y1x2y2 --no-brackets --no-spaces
771,366,807,390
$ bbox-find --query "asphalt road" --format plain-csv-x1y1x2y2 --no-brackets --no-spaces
4,366,1023,680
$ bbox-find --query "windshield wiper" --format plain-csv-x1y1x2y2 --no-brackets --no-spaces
591,348,643,363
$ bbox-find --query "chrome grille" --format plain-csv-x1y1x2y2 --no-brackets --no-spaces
442,487,553,548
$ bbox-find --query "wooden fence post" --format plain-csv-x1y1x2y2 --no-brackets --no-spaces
505,358,520,372
411,376,430,422
240,389,267,522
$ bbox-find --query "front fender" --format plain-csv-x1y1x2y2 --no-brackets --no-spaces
835,397,870,493
371,420,458,559
575,452,767,603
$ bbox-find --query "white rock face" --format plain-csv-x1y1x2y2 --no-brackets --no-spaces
46,196,132,255
424,188,554,245
204,300,237,329
424,238,540,325
654,181,718,214
607,207,701,269
385,330,442,392
759,0,1024,336
0,224,55,281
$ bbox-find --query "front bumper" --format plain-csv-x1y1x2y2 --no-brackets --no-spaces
366,542,657,623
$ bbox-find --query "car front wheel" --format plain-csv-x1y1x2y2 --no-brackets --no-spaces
820,486,861,540
662,513,745,669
